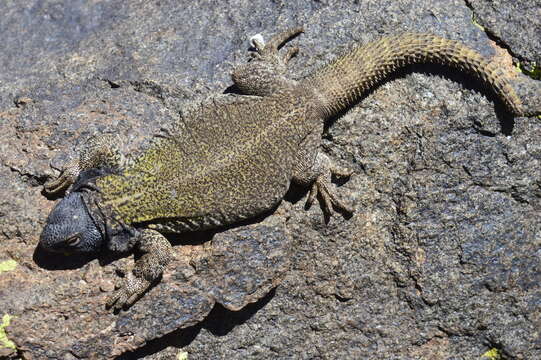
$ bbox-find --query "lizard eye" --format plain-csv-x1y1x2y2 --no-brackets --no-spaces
65,234,81,247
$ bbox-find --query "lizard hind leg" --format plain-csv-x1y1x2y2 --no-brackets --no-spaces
252,26,304,60
232,26,304,96
293,150,354,217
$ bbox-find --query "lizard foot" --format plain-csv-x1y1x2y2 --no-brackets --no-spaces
44,134,124,195
106,229,172,310
249,26,304,63
233,26,303,96
293,150,354,217
306,166,354,216
106,272,151,311
43,159,80,195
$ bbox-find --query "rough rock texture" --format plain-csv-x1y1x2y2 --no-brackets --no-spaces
5,211,291,358
465,0,541,69
0,0,540,359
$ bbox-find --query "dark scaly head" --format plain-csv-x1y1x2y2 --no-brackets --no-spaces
40,191,104,254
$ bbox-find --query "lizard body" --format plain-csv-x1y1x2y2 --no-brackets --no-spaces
97,94,304,231
40,28,536,309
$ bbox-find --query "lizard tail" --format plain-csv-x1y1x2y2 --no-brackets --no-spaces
304,33,525,118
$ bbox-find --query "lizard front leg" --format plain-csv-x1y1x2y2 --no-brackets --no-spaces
44,134,125,194
107,229,173,310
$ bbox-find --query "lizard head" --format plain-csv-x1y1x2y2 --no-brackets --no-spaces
40,191,104,254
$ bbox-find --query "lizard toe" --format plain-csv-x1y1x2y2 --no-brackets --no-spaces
106,290,125,311
106,272,150,311
283,46,300,64
265,26,304,54
249,26,304,60
307,176,354,216
43,160,80,195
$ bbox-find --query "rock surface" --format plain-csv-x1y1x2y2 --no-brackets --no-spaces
0,0,540,359
465,0,541,69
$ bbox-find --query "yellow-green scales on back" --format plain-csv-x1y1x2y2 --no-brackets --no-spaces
97,94,307,231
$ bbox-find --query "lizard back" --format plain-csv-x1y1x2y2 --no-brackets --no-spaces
95,93,307,230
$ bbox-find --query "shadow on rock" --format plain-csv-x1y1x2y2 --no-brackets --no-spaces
398,63,516,135
322,62,516,137
33,244,97,270
116,288,276,359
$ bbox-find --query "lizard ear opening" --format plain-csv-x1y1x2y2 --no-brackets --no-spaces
40,192,104,254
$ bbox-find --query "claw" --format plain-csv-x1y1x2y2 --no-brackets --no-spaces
307,175,354,216
106,272,150,311
43,160,80,195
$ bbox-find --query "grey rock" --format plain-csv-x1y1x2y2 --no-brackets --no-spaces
1,0,540,359
465,0,541,68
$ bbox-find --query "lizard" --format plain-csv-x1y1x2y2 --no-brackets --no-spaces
39,26,536,310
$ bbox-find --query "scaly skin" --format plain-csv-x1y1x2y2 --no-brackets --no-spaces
306,33,524,117
96,32,527,231
95,94,307,232
40,28,536,310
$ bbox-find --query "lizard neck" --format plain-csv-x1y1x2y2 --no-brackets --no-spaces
82,181,138,254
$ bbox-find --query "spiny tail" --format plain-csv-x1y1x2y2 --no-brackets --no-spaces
303,33,524,118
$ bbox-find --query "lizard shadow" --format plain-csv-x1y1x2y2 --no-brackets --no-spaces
33,244,98,270
322,63,515,135
116,288,276,359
